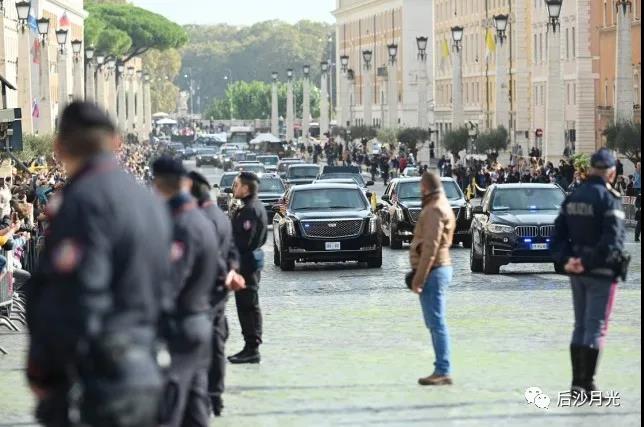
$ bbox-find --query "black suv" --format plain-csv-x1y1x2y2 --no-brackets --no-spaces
195,147,219,167
469,183,566,274
256,173,286,223
377,177,473,249
286,164,321,186
272,183,382,271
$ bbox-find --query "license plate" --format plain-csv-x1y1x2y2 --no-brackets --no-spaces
325,242,341,251
530,243,548,250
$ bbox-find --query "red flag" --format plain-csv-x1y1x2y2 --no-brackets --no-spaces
32,39,41,65
32,99,40,118
59,12,70,28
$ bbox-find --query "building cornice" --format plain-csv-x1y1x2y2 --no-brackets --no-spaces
45,0,89,19
333,0,401,19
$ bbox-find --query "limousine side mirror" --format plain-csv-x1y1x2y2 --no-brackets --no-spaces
375,202,385,211
472,205,484,215
223,188,233,194
381,194,390,202
366,180,375,187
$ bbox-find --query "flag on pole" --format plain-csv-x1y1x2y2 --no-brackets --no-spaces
59,12,70,28
32,99,40,118
28,14,38,34
485,28,496,57
441,39,450,58
32,39,41,65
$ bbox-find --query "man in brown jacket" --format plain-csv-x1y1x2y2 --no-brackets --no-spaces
409,172,456,386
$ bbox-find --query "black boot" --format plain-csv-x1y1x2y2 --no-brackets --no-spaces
581,346,611,405
227,345,260,364
210,396,223,417
570,345,586,399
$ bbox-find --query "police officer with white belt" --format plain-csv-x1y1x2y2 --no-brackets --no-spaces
552,148,629,401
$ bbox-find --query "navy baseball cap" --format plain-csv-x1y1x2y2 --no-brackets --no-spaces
590,148,616,169
152,156,187,177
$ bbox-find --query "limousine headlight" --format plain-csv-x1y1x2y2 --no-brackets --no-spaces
368,216,378,234
486,223,514,234
284,218,296,236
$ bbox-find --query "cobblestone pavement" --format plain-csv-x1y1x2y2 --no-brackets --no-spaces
1,163,640,426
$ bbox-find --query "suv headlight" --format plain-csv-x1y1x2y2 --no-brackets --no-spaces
486,223,514,234
465,204,472,220
368,216,378,234
284,218,296,236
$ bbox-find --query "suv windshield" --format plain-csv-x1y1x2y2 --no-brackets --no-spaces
235,164,265,173
492,188,565,211
220,174,237,188
318,173,365,187
288,166,319,179
443,181,464,201
396,182,421,200
260,178,285,193
291,189,368,211
258,156,279,166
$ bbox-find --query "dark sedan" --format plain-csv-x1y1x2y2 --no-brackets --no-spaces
256,173,286,223
195,147,219,167
377,177,473,249
469,183,566,274
272,183,382,271
286,164,321,186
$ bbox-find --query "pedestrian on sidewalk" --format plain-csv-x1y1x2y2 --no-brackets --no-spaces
409,171,456,386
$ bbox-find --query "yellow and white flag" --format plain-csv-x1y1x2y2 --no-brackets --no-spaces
441,39,451,58
485,28,496,57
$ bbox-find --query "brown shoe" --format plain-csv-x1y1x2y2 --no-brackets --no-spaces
418,374,453,386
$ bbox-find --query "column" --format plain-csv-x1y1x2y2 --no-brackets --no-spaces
72,56,83,100
418,64,428,128
337,72,347,128
387,63,398,128
57,50,69,115
271,76,279,136
85,62,95,103
347,74,355,127
17,27,33,133
302,71,311,139
137,72,145,139
452,47,463,128
576,0,597,154
363,66,373,128
107,69,117,122
286,75,294,142
37,40,53,134
144,76,152,138
95,66,105,111
514,0,531,154
117,72,127,132
615,1,634,123
320,68,329,136
495,37,509,130
545,27,565,161
127,72,136,135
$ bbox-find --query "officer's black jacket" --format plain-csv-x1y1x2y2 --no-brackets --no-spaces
168,193,219,315
230,195,267,274
201,199,239,304
552,176,626,271
26,155,172,388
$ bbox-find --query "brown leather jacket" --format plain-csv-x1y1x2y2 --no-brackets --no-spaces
409,192,456,279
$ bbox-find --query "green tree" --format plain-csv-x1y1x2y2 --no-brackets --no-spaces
474,126,509,159
397,127,430,155
377,128,398,149
604,121,641,164
85,1,188,61
16,134,54,162
442,127,469,158
349,125,378,141
142,49,182,113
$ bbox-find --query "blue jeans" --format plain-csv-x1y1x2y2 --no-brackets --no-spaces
419,266,453,376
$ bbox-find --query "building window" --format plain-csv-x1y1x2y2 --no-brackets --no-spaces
572,27,576,58
565,28,570,60
604,80,609,105
603,1,608,26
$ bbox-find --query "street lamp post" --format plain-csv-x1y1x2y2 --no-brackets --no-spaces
302,64,311,140
362,50,373,128
85,46,95,102
71,39,83,100
347,68,355,127
271,71,279,136
615,0,634,123
387,43,399,128
416,36,429,129
339,54,350,127
544,0,564,161
136,69,145,139
286,68,294,142
15,1,33,133
117,62,126,131
35,17,53,134
493,14,510,132
126,66,136,135
143,73,152,139
451,26,464,128
56,28,69,113
107,58,118,121
95,53,106,110
320,62,330,137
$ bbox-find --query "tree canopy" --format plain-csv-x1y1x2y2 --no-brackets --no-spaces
85,1,188,61
442,127,469,158
604,121,641,164
474,126,509,158
181,20,333,111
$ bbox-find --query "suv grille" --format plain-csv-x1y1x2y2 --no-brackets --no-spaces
408,208,422,223
540,225,555,237
301,219,363,239
515,226,539,238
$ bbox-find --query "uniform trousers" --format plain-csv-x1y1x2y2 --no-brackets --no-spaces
235,271,262,347
570,276,618,349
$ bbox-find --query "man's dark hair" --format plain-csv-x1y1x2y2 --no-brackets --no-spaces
238,174,258,195
57,101,116,157
190,181,211,203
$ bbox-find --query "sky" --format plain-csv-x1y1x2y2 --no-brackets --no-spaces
130,0,335,26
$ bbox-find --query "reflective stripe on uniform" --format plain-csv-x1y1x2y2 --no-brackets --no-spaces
604,209,626,220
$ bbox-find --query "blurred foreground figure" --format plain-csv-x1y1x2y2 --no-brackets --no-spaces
26,102,172,427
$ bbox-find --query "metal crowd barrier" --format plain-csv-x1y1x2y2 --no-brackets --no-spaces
622,196,639,227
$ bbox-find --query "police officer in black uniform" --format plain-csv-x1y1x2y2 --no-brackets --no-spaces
552,148,628,401
26,102,171,427
228,171,267,364
187,171,245,416
152,158,220,427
